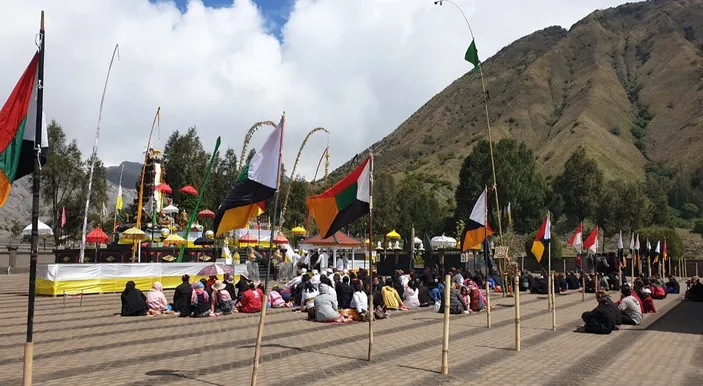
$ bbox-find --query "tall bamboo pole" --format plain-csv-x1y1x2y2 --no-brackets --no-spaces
132,107,161,260
79,43,120,263
513,275,520,351
23,12,45,385
251,113,285,386
367,153,375,361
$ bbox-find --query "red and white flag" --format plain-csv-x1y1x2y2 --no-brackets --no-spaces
584,226,599,254
569,223,583,253
61,207,67,228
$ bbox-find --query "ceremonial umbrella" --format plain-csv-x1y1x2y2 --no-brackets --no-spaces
273,232,289,245
386,229,401,240
179,185,199,196
291,226,306,236
122,227,146,240
163,233,186,246
197,263,233,276
85,227,109,244
162,204,179,214
198,209,215,218
22,220,53,237
238,232,258,247
154,183,172,194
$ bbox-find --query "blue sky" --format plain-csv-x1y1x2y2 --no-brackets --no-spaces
150,0,293,40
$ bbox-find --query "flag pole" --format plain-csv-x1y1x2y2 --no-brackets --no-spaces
23,11,45,386
484,186,491,328
251,112,284,386
367,152,375,361
79,44,119,263
547,211,552,311
133,107,160,261
177,137,222,262
434,0,503,245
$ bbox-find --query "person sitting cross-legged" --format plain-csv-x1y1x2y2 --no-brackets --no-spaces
617,285,642,326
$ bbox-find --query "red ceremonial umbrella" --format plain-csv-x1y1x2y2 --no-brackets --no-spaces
238,232,258,245
273,232,289,245
179,185,199,196
154,183,172,194
198,209,215,219
86,227,110,244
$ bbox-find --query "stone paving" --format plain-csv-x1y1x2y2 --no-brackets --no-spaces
0,274,701,386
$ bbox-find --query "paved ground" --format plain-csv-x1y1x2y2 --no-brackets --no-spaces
0,274,701,386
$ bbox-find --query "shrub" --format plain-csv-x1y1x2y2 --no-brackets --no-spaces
610,127,621,136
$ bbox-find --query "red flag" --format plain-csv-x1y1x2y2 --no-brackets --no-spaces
61,207,66,228
569,223,583,253
583,226,599,253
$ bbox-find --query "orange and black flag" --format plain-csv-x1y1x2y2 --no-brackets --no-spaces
460,187,493,251
531,213,551,263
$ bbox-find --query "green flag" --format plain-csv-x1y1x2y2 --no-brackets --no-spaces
465,39,479,66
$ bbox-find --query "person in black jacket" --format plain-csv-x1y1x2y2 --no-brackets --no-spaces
577,290,618,334
172,274,193,316
334,274,353,309
121,281,148,316
565,271,580,291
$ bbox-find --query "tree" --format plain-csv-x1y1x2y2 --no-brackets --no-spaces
645,172,669,225
553,147,603,226
162,127,210,211
454,139,546,234
680,202,699,220
634,226,683,261
395,175,448,241
41,121,84,244
205,147,238,211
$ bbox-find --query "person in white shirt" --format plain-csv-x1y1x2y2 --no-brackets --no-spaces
618,285,642,325
310,270,321,290
300,250,310,269
346,281,368,321
286,270,303,291
317,249,329,271
336,255,344,271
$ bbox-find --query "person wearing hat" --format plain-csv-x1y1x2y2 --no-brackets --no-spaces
223,273,236,302
576,290,618,334
210,280,234,315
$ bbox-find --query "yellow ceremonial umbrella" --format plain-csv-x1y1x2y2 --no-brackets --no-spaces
386,229,401,240
122,227,146,240
291,226,306,236
163,233,187,246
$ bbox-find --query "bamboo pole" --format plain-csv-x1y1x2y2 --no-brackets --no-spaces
563,259,566,274
440,274,451,374
251,113,285,386
367,154,375,362
696,263,699,277
581,271,585,302
485,280,491,328
551,272,556,331
514,275,520,351
547,271,552,310
647,256,652,278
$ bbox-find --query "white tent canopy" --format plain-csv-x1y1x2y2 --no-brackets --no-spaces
23,220,53,236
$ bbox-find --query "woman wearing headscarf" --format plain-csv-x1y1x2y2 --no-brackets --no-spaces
190,281,211,317
315,283,351,323
121,281,148,317
145,281,171,315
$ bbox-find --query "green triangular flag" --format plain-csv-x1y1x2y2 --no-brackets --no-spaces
465,39,479,66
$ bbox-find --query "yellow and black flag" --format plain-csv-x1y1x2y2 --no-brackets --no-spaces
531,213,551,263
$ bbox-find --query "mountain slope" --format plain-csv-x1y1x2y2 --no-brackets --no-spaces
334,0,703,189
105,161,142,188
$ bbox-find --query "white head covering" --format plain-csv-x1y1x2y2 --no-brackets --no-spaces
301,268,307,274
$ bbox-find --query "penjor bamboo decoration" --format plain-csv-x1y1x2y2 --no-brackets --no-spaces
280,127,329,227
304,147,329,236
239,120,276,172
133,107,161,261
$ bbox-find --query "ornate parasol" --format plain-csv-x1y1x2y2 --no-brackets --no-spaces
162,204,179,214
179,185,199,196
163,233,186,246
198,209,215,219
85,227,109,244
154,183,172,194
122,227,146,240
273,232,289,245
239,232,258,245
291,226,306,236
386,229,401,240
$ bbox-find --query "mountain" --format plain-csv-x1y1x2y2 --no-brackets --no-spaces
0,178,137,239
105,161,142,188
334,0,703,189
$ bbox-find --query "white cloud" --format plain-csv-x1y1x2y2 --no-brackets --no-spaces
0,0,634,181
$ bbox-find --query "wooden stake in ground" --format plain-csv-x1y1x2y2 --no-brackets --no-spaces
551,272,556,331
366,153,375,362
581,273,585,302
440,274,451,374
514,275,521,351
547,271,552,310
485,280,491,328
